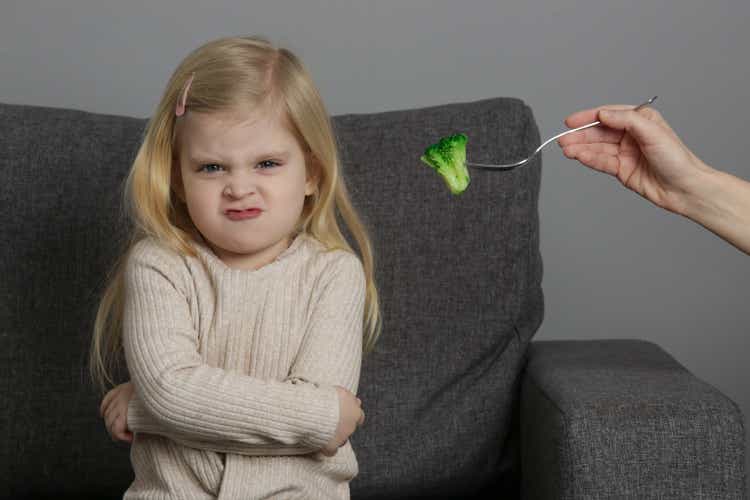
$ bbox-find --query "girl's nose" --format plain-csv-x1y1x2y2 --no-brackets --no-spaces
223,180,257,198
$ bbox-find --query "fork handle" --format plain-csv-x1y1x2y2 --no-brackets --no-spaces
540,120,600,153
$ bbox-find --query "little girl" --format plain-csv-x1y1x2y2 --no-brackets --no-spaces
89,35,382,499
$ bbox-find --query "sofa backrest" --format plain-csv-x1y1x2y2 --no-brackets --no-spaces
0,97,544,498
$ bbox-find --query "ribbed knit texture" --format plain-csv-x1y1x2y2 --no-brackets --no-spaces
121,231,365,499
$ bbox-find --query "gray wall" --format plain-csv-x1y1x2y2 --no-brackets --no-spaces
3,0,748,475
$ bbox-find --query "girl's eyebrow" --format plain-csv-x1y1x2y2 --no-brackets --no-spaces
188,149,291,163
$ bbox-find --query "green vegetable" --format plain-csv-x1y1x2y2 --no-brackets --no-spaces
419,133,470,195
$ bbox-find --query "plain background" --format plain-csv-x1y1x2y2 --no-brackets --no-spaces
3,0,748,476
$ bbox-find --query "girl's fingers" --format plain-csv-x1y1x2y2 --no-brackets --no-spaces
115,415,132,441
100,391,114,418
105,413,116,438
107,413,130,441
104,398,117,421
100,384,125,417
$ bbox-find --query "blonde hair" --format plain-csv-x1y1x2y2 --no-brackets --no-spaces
88,35,382,396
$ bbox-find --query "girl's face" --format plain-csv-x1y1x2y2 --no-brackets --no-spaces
173,104,317,270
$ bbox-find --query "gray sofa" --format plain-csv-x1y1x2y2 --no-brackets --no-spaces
0,96,745,499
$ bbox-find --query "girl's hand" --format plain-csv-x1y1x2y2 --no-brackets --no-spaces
321,385,364,457
100,381,135,444
558,103,715,217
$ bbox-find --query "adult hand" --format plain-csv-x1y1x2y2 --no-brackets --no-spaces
558,103,714,216
558,102,750,255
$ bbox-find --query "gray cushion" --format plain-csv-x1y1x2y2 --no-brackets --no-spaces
333,98,544,498
521,339,746,499
0,96,543,498
1,103,146,498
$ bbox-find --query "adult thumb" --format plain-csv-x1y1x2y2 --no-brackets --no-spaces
598,108,662,148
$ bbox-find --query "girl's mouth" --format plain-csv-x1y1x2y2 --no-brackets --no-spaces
226,208,262,221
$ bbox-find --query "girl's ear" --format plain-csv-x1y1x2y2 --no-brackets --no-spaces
304,150,321,197
171,157,186,203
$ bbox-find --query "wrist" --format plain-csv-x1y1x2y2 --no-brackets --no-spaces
300,384,340,451
676,160,722,221
679,162,750,255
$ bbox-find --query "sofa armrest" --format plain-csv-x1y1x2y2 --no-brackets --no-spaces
519,339,746,499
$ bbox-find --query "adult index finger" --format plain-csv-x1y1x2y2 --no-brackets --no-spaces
563,104,643,129
558,104,645,147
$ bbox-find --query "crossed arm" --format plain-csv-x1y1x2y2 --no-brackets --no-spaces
121,244,365,456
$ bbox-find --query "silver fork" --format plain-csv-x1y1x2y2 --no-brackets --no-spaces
465,96,658,170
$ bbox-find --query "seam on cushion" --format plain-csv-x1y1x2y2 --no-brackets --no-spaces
524,369,576,498
506,101,532,324
525,370,567,427
513,324,522,345
524,102,541,297
522,105,532,326
518,102,538,328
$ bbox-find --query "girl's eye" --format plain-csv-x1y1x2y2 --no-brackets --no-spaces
198,164,223,173
198,161,279,173
258,160,280,169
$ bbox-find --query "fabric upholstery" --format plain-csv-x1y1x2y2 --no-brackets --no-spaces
521,339,747,499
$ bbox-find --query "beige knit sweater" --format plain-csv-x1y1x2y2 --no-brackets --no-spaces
121,231,365,499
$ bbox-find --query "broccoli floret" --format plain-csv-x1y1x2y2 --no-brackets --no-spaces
419,133,470,195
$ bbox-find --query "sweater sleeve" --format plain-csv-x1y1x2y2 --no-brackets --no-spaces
281,252,365,398
125,381,325,456
121,240,340,456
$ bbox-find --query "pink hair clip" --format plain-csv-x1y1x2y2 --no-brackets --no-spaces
175,72,195,117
